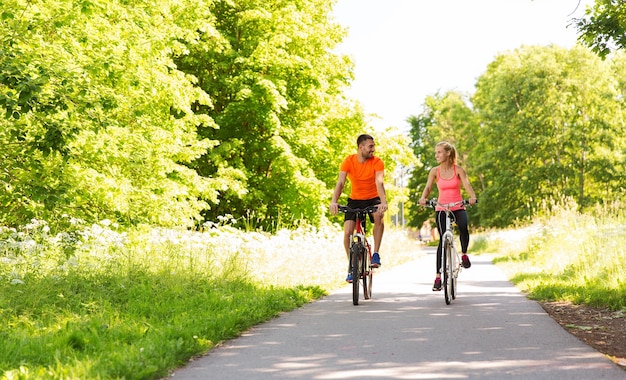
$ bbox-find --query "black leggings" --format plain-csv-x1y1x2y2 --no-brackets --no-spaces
435,210,469,274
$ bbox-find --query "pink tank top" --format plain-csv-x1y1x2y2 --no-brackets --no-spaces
437,166,463,211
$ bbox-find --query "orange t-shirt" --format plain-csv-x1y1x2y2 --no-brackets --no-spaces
340,154,384,200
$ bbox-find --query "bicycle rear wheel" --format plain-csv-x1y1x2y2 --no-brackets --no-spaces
363,246,372,300
443,238,453,305
351,243,362,305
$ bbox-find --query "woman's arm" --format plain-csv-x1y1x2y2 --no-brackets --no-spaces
419,167,437,205
457,165,477,204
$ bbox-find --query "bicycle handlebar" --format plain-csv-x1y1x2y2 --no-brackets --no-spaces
423,198,477,209
338,205,379,214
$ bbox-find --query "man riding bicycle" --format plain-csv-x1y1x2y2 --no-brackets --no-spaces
329,134,388,282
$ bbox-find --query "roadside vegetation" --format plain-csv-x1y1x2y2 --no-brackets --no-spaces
473,200,626,311
3,200,624,379
0,219,420,379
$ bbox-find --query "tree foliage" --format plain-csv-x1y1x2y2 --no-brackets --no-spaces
0,0,218,229
174,0,355,229
0,0,412,231
472,45,624,226
406,92,479,228
575,0,626,58
406,45,626,228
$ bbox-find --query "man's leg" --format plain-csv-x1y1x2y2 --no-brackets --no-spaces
343,220,356,258
372,212,384,252
343,220,356,282
371,212,384,267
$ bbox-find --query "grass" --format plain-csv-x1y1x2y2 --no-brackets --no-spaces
5,200,623,379
0,218,421,379
472,201,626,311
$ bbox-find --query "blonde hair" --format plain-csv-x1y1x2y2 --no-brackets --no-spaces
436,141,457,165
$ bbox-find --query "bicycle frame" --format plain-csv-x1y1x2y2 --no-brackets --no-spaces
338,205,377,305
352,213,371,261
426,199,469,305
440,206,460,304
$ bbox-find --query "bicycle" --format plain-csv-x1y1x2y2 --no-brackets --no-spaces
424,199,474,305
338,205,378,305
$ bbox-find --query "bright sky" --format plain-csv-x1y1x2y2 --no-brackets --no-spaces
332,0,594,131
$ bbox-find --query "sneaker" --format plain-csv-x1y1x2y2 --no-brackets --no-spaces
345,273,353,283
432,277,442,291
371,252,381,268
462,254,471,268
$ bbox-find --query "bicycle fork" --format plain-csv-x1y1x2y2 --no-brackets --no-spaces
348,233,365,272
441,231,461,276
446,232,461,278
349,233,372,275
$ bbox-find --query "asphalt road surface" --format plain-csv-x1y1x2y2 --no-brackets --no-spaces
169,247,624,379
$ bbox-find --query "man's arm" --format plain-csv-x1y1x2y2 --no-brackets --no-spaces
375,170,388,214
329,171,347,215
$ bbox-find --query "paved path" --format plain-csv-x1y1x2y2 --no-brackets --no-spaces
170,248,624,379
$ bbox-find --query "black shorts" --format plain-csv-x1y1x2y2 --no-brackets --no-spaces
344,197,381,223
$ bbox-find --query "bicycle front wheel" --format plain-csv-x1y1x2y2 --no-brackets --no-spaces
443,237,453,305
363,246,372,300
451,247,458,300
350,243,363,305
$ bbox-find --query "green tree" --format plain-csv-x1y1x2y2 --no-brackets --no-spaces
175,0,355,229
374,127,417,220
575,0,626,58
406,91,479,228
472,45,624,226
0,0,404,231
608,51,626,193
0,0,217,229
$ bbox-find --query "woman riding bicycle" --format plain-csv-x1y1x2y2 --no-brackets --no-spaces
418,141,477,291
